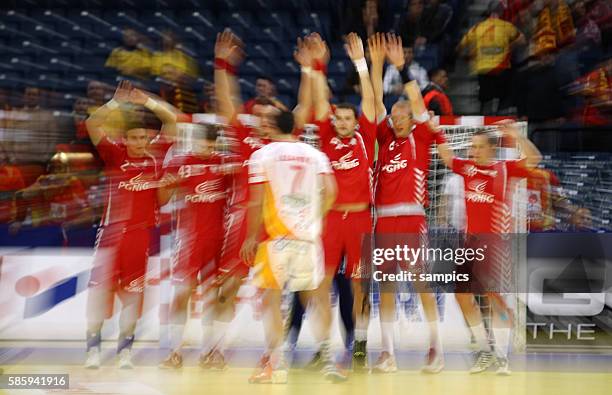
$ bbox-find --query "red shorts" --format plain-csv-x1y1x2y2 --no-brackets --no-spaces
219,205,251,279
88,224,151,318
323,209,372,278
374,215,429,276
172,229,223,285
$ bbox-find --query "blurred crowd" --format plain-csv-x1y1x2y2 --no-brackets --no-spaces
0,0,609,242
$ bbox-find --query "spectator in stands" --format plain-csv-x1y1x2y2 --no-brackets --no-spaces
530,0,575,58
105,28,152,80
342,0,388,40
398,0,450,53
153,30,199,81
423,0,454,43
572,0,603,72
10,153,92,234
577,59,612,126
457,1,525,115
383,45,429,94
585,0,612,51
7,87,60,166
0,160,25,223
422,68,454,116
244,76,288,113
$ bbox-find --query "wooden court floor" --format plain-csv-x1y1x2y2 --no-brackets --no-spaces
1,364,610,395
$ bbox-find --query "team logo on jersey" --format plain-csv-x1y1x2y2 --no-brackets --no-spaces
330,136,357,149
243,136,265,150
120,160,150,172
117,172,155,191
466,179,494,203
331,151,360,170
382,153,408,173
463,165,497,178
185,179,226,203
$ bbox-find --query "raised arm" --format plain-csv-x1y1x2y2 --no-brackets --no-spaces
404,80,429,123
214,30,244,122
308,33,332,121
497,120,542,168
369,33,386,120
85,80,131,145
345,33,375,122
293,37,313,130
128,88,179,141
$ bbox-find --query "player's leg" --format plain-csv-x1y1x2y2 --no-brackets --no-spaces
372,217,398,373
488,292,514,375
250,288,287,384
159,231,199,368
302,209,343,369
455,292,496,373
345,210,373,371
407,217,445,373
84,225,119,369
249,241,289,384
115,228,150,369
299,285,347,382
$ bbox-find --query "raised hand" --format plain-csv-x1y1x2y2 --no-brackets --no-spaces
385,33,405,69
128,88,149,105
294,36,312,67
215,30,244,66
113,80,131,103
367,32,386,68
306,32,330,65
344,32,365,61
495,119,520,139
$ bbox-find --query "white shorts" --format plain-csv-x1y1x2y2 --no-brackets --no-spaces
252,237,324,292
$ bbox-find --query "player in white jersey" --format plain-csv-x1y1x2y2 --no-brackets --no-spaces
240,111,345,384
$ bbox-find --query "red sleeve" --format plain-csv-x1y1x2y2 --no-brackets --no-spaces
96,136,125,167
505,159,531,178
69,178,87,201
376,117,394,147
358,114,377,166
452,157,469,175
230,119,251,142
313,117,336,146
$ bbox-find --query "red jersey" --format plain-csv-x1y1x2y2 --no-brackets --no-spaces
96,136,166,228
165,153,229,237
226,119,269,206
452,157,530,234
315,114,376,205
375,119,446,216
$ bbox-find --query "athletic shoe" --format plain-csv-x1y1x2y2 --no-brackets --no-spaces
159,352,183,369
495,357,511,376
85,348,100,369
469,351,496,374
421,347,444,374
371,351,397,373
198,351,213,369
118,349,134,369
323,363,349,382
249,355,287,384
352,340,368,372
208,350,228,370
304,350,325,371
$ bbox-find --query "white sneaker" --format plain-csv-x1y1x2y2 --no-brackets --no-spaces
421,347,444,374
371,351,397,373
469,350,496,374
495,357,511,376
85,348,100,369
118,349,134,369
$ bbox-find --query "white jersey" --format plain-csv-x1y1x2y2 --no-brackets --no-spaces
248,141,333,242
